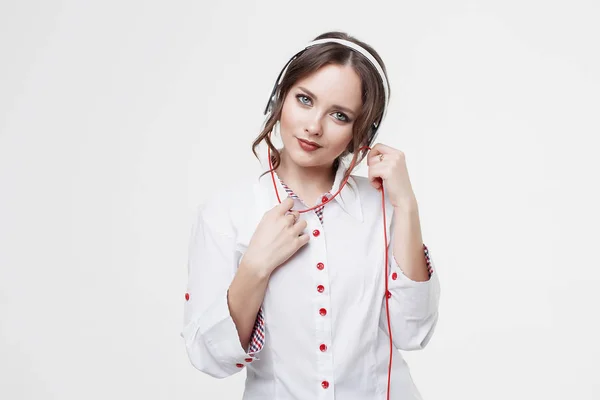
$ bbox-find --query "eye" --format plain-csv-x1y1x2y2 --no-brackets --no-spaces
332,112,350,122
296,94,312,106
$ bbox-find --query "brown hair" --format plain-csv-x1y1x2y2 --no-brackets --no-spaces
252,31,390,185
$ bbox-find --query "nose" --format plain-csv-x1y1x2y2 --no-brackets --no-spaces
305,112,323,136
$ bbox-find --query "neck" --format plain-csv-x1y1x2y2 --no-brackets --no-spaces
275,148,336,202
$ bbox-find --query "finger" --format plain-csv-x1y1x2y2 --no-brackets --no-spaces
284,212,295,225
368,165,384,190
291,218,308,236
295,231,310,248
367,145,388,166
374,178,383,190
284,210,299,225
369,177,383,190
296,232,310,248
277,197,295,214
368,144,397,165
290,210,300,222
373,143,394,153
367,148,382,166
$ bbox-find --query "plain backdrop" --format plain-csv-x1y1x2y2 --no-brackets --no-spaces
1,0,599,399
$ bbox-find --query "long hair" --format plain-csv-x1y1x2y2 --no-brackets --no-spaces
252,31,390,184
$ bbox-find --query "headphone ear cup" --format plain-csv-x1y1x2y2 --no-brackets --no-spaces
267,94,275,114
368,121,381,146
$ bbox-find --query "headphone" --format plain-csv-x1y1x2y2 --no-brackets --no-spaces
263,38,390,149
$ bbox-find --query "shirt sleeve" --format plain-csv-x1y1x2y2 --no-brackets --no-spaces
379,233,441,351
180,206,265,378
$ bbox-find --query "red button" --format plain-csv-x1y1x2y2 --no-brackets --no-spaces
317,285,325,293
392,272,398,280
236,363,244,368
319,308,327,316
317,262,325,270
245,358,253,362
184,292,189,301
322,380,329,389
386,290,392,299
313,229,320,237
321,195,329,204
320,344,327,352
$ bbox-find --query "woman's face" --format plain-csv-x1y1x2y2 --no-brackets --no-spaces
279,63,362,169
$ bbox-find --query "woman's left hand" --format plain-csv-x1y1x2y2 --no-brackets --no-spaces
367,144,418,210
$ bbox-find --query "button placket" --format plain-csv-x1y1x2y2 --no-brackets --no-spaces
275,181,335,394
310,221,334,396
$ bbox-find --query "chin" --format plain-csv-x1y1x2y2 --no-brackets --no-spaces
288,149,322,167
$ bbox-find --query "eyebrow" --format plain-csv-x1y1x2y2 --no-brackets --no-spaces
297,86,356,116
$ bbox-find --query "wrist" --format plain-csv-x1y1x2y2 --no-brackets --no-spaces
392,198,418,214
239,256,272,281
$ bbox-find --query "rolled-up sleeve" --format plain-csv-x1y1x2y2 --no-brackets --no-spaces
379,238,441,351
180,206,262,378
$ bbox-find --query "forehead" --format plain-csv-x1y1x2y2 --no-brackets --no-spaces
293,64,362,109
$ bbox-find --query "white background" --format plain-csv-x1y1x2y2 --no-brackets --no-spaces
1,0,599,399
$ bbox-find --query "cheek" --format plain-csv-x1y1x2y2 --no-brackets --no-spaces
280,99,300,132
327,126,354,152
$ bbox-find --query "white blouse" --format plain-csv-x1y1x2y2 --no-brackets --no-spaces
181,151,441,400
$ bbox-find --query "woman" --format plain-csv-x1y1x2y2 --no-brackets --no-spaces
181,31,441,400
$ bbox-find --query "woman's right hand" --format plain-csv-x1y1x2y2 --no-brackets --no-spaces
242,197,310,277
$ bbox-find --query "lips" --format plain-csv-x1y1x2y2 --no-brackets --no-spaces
297,138,321,149
297,138,321,152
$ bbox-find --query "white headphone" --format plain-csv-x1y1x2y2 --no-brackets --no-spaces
263,38,390,147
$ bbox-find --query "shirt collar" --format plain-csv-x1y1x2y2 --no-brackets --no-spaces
256,147,363,222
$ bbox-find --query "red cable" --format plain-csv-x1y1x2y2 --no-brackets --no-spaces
268,145,393,400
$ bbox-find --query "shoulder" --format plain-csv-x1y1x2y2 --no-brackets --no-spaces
348,174,371,191
348,174,379,200
198,175,257,215
348,174,396,210
194,173,263,237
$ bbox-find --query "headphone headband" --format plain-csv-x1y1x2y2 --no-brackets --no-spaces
263,38,390,145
